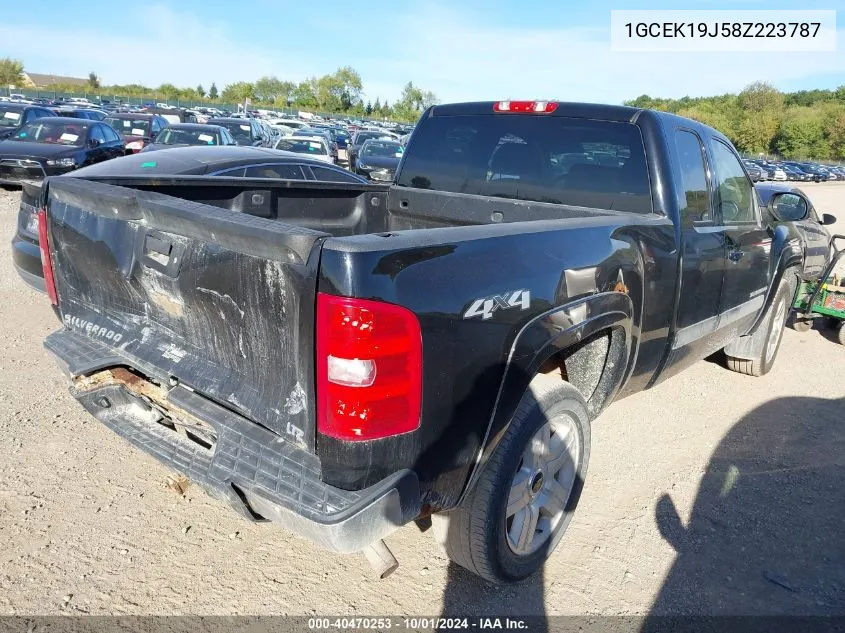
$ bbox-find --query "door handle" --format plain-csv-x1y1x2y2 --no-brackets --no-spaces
728,249,744,262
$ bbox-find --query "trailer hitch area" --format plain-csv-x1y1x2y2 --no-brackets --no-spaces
72,367,218,449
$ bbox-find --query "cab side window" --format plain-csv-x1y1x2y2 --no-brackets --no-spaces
711,140,755,224
674,130,711,226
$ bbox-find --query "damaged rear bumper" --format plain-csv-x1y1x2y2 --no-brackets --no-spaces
45,329,421,554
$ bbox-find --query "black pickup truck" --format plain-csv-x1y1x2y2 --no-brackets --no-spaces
35,101,834,583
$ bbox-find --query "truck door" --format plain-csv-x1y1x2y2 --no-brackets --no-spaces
708,139,771,336
671,128,726,354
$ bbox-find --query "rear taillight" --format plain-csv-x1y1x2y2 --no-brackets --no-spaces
37,209,59,306
316,293,421,441
494,100,558,113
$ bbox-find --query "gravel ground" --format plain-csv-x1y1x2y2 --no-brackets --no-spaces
0,183,843,617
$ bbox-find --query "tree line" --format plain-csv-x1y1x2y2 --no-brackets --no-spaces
1,58,438,122
626,82,845,162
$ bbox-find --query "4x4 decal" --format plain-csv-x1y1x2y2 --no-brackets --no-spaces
463,290,531,320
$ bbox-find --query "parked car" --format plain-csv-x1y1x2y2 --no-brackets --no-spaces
742,160,764,182
103,113,169,153
313,124,350,150
777,164,809,182
11,145,366,290
0,103,57,140
144,107,199,125
0,117,124,188
292,128,338,163
827,166,845,180
31,101,835,584
207,117,271,147
792,163,826,182
352,138,405,181
140,124,236,152
273,136,334,164
53,107,107,121
347,129,394,170
267,118,308,131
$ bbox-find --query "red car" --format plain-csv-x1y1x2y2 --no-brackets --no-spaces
103,113,169,153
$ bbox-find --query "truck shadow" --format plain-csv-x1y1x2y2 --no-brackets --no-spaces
440,562,547,628
643,394,845,624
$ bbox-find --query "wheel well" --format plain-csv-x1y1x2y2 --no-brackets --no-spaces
537,327,625,417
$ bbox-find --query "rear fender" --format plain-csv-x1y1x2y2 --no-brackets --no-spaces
459,291,633,502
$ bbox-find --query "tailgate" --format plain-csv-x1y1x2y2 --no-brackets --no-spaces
45,177,327,449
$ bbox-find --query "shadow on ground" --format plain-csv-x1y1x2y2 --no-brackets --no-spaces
441,562,547,630
646,394,845,617
436,394,844,631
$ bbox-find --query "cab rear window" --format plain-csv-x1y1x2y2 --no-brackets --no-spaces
396,115,652,214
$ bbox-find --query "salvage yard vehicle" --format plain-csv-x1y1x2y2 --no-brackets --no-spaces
0,102,56,140
352,138,404,181
0,118,125,187
34,101,833,583
139,123,237,152
207,117,271,147
103,113,170,153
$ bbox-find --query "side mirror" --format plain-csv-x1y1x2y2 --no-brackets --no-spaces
821,213,837,226
369,169,394,183
770,192,808,222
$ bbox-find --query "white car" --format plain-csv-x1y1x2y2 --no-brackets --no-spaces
273,136,333,164
267,118,307,131
772,167,787,181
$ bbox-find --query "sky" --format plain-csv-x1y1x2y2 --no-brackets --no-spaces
1,0,843,105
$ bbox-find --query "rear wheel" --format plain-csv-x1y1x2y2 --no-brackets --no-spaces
838,322,845,346
726,276,793,377
433,375,590,583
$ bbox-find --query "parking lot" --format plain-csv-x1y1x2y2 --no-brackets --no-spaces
0,183,843,617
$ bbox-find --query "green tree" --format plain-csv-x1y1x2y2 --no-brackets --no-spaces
87,72,100,91
221,81,255,103
421,90,438,110
738,81,784,113
254,76,295,104
0,58,24,86
822,105,845,160
291,79,318,108
196,84,204,98
208,82,218,99
775,107,829,159
373,97,381,113
365,101,373,116
157,83,180,101
731,82,785,154
391,81,438,121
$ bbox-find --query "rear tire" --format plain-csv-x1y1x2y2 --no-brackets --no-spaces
838,322,845,346
726,275,794,377
433,375,590,584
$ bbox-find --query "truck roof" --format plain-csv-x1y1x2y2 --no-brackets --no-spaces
426,101,643,123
